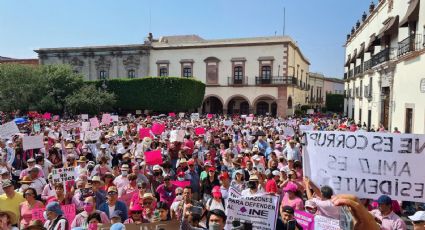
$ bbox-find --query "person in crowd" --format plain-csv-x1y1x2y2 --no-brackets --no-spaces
22,220,46,230
19,187,45,228
44,202,69,230
41,173,56,201
119,173,138,206
47,183,72,205
98,186,128,221
0,179,25,226
124,203,145,224
276,206,302,230
218,171,230,200
102,172,115,192
205,186,225,213
27,167,46,196
0,210,19,230
241,174,263,196
281,182,304,211
129,181,148,209
408,211,425,230
304,200,318,215
200,167,220,203
185,159,200,200
156,174,177,208
370,195,407,230
71,196,109,228
229,169,245,192
155,201,171,222
140,193,157,222
304,177,340,219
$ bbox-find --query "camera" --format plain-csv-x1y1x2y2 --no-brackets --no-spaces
231,219,253,230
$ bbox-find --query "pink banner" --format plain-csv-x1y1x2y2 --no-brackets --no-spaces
294,210,314,230
144,150,163,165
171,180,191,188
42,112,51,120
169,112,176,117
101,113,111,125
139,128,151,139
151,123,165,135
207,114,213,119
32,204,76,230
194,127,206,135
90,117,99,129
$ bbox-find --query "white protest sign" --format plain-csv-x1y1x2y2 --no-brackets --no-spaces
245,117,254,123
307,109,315,115
225,187,279,230
62,122,80,131
190,113,200,121
111,115,119,122
84,131,101,141
101,114,111,125
0,121,20,139
81,122,90,132
314,215,341,230
90,117,99,129
22,135,44,150
224,120,233,127
241,115,247,119
52,167,76,184
283,127,295,136
81,114,89,120
135,110,142,115
169,130,185,142
179,112,185,118
299,125,314,133
304,131,425,202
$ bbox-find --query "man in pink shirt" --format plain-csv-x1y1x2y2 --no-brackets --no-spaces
304,177,340,219
156,175,177,208
370,195,406,230
113,164,130,192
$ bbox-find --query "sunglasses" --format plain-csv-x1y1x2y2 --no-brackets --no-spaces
132,211,142,214
108,192,118,195
83,202,94,205
177,193,182,196
413,221,425,224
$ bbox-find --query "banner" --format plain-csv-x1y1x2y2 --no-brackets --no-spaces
23,135,44,150
194,127,206,135
101,114,111,125
283,127,295,136
314,215,341,230
62,122,80,131
299,125,314,133
0,121,20,139
170,130,185,142
225,187,279,230
84,131,101,141
90,117,99,129
52,167,76,184
139,128,152,139
172,180,191,188
294,210,314,230
111,115,119,122
144,150,163,166
81,114,89,120
304,131,425,202
151,123,165,135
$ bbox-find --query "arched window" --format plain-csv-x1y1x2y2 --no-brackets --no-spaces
127,69,136,78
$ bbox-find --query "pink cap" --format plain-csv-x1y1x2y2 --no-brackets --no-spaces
283,183,298,192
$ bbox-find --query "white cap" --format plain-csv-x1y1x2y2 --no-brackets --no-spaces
409,211,425,221
272,170,280,176
100,144,107,149
153,165,162,171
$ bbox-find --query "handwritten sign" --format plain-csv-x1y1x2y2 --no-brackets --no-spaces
144,150,163,166
23,135,44,150
32,204,76,227
314,215,341,230
304,131,425,202
170,130,185,142
52,167,76,184
0,121,20,139
84,131,101,141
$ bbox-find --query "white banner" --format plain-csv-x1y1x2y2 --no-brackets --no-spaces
81,122,90,132
22,135,44,150
84,131,101,141
0,121,20,139
52,167,76,184
314,215,341,230
304,131,425,202
283,126,295,136
299,125,314,133
169,130,185,142
225,187,279,230
81,114,89,120
62,122,80,131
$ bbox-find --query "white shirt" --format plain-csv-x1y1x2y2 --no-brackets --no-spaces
108,205,116,218
31,177,47,195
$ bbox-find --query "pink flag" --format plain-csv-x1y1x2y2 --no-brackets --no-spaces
90,117,100,129
42,112,51,120
151,123,165,135
207,114,213,119
169,112,176,117
171,180,191,188
194,127,206,135
144,150,163,165
139,128,151,139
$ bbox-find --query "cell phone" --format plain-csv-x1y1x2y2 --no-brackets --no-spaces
190,206,203,215
287,220,296,230
340,206,354,230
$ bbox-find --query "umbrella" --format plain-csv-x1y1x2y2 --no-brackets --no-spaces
13,118,27,124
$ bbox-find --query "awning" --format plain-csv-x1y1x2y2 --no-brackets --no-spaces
345,54,351,67
350,49,357,63
367,33,380,51
400,0,420,27
378,16,399,39
357,43,365,59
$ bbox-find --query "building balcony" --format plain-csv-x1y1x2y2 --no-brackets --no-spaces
371,47,396,67
228,76,248,86
397,34,423,57
363,59,372,71
255,76,297,86
348,69,354,78
354,64,363,76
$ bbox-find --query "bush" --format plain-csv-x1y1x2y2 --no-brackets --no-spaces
91,77,206,112
300,105,312,111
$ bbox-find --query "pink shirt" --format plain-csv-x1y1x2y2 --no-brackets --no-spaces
71,210,109,228
312,198,341,219
281,193,304,211
20,201,44,228
370,210,406,230
113,175,130,190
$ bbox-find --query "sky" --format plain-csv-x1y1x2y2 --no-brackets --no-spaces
0,0,371,78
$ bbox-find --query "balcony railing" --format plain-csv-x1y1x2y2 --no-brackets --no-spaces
398,34,423,57
255,76,297,85
354,64,363,76
363,59,372,71
344,72,348,79
371,47,396,67
228,76,248,86
348,69,354,78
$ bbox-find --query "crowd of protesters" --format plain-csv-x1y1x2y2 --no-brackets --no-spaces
0,111,423,230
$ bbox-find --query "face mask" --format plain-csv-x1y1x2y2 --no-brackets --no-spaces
84,203,94,213
122,171,128,176
136,159,142,163
209,222,221,230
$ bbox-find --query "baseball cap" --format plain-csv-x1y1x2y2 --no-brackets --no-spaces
409,211,425,222
219,172,230,180
377,195,392,205
283,183,298,192
1,179,13,189
212,186,222,198
107,186,118,193
305,200,317,209
204,161,212,167
282,205,294,215
153,165,162,171
272,170,280,176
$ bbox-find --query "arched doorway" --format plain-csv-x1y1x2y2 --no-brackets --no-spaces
202,96,223,114
256,102,269,115
226,96,250,115
287,96,293,109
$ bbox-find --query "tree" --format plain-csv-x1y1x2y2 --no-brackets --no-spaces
326,94,344,112
65,85,116,114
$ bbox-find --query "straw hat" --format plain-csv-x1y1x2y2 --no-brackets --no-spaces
77,156,88,163
65,143,74,149
19,176,33,184
0,210,17,226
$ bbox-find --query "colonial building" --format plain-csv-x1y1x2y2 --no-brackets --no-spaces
344,0,425,133
307,72,344,110
35,34,311,117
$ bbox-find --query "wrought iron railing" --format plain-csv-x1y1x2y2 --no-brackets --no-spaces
398,34,423,57
255,76,297,85
228,76,248,86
